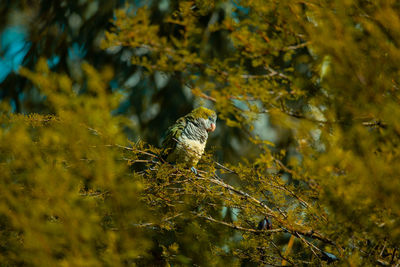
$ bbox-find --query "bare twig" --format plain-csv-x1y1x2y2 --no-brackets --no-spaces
214,161,236,174
193,212,283,234
114,144,159,158
282,42,310,51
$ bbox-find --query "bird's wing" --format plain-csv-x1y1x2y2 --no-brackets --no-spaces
161,117,187,160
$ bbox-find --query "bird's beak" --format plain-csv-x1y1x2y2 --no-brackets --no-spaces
207,123,216,132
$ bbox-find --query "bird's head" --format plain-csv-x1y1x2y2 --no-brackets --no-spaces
188,107,217,133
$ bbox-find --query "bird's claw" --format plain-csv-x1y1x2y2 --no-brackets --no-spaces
190,166,198,175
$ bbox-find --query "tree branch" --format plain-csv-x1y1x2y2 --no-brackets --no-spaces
192,212,283,234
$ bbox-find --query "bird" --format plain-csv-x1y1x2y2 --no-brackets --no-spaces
320,250,339,263
161,107,217,174
257,216,272,231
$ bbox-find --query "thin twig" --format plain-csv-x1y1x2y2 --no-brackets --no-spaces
193,212,283,234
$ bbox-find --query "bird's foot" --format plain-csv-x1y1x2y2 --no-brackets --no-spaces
190,166,198,175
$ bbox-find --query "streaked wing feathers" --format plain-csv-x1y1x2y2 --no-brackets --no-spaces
161,117,186,160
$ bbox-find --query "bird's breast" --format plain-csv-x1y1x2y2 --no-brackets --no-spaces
167,135,206,166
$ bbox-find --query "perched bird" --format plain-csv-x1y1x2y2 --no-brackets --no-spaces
321,251,339,263
257,216,272,231
161,107,217,174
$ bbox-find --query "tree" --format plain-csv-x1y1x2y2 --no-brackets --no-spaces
1,0,400,266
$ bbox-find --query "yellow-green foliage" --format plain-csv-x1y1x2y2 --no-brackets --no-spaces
2,0,400,266
0,60,151,266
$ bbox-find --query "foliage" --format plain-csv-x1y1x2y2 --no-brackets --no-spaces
1,60,152,265
1,0,400,266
